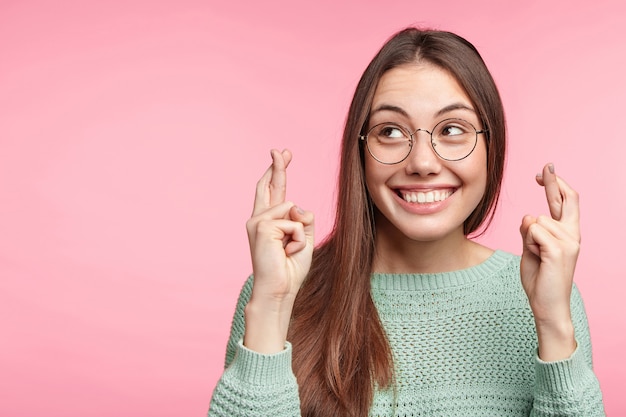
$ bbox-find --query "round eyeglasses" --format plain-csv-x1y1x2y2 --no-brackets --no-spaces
359,118,487,164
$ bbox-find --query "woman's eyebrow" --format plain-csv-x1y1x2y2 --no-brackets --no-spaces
370,103,476,119
369,104,409,118
434,103,477,118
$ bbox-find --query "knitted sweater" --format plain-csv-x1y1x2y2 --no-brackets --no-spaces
208,250,605,416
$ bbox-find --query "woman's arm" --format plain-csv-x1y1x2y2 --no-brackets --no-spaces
520,163,605,415
244,149,314,353
519,163,579,361
208,277,303,417
530,284,605,416
209,149,314,416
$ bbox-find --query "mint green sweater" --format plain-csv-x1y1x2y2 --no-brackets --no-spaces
209,251,604,416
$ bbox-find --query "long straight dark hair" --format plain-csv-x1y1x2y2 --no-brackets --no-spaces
288,27,506,417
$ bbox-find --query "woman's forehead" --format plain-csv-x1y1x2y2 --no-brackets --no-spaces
371,64,475,122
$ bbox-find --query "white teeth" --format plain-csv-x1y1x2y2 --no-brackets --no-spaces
401,190,452,204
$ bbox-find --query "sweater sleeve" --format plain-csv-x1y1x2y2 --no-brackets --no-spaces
208,276,302,417
530,284,605,416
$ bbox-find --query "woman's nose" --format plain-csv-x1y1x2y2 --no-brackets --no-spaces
404,130,442,176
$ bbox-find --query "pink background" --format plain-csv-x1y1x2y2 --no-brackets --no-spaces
1,0,624,415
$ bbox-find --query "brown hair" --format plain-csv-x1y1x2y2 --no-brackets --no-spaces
288,27,506,417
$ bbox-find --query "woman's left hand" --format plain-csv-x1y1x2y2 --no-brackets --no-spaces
519,163,580,361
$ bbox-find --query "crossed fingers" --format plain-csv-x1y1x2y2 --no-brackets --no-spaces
535,163,580,238
253,149,293,216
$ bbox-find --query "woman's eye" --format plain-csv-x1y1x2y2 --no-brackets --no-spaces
380,126,405,138
441,125,464,136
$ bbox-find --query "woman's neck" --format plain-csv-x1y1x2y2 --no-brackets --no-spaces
371,221,493,274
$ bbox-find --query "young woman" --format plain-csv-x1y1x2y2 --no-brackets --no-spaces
208,28,605,416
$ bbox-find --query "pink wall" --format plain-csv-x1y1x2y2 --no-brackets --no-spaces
1,0,624,415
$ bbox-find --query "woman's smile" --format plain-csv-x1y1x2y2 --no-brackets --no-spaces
396,188,455,204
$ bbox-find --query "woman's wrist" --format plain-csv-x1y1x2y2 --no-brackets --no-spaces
243,297,295,354
535,316,576,362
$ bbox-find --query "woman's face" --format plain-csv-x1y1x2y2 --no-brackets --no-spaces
364,62,487,244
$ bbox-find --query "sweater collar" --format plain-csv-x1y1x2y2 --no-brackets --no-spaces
370,250,515,291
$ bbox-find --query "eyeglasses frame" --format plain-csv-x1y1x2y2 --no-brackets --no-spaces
359,118,488,165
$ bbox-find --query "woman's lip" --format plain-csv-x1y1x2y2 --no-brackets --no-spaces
397,188,456,203
392,184,459,191
395,187,457,204
392,189,455,214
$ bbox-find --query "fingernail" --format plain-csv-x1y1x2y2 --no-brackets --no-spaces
295,206,304,214
548,163,555,174
536,173,542,178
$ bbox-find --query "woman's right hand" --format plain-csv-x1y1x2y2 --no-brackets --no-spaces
243,149,315,353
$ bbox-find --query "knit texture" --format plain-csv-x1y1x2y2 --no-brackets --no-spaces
208,251,604,416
